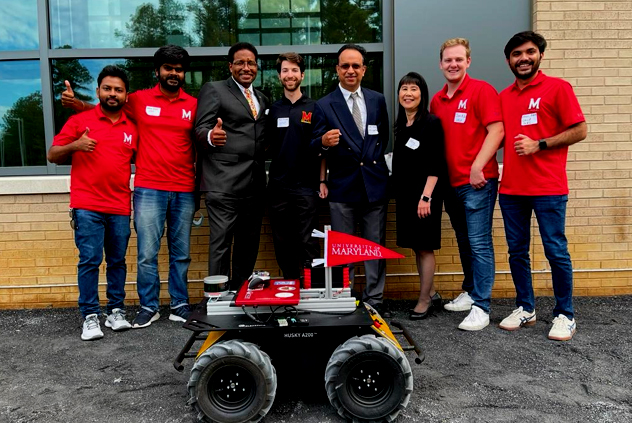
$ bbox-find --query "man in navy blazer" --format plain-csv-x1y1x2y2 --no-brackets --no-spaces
311,44,391,316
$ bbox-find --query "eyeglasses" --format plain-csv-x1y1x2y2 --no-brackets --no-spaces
69,209,77,230
232,60,258,68
338,63,364,70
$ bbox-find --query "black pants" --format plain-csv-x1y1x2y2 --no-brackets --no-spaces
205,191,264,290
268,188,321,279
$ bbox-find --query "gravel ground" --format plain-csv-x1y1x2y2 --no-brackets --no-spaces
0,296,630,423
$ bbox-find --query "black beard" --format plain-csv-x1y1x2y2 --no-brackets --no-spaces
99,98,123,112
160,77,183,92
512,61,540,80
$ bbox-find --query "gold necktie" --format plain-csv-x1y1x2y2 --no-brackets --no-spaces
245,88,258,118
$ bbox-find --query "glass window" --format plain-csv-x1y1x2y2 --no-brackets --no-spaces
50,0,382,48
0,1,39,51
51,53,383,131
0,61,45,167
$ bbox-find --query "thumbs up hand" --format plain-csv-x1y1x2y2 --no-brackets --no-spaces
61,80,76,108
75,128,98,152
210,118,227,147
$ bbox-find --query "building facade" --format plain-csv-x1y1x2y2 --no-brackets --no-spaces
0,0,630,309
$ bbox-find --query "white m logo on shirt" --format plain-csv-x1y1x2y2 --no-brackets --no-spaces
529,97,541,110
123,133,132,144
182,109,192,120
458,99,468,110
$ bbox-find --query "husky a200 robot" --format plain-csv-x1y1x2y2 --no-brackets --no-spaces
174,227,424,423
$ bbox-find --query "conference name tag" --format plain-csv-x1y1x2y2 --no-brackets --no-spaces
454,112,467,124
146,106,161,116
405,138,420,150
367,125,379,135
277,117,289,128
521,113,538,126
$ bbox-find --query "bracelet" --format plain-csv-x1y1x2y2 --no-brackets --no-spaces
320,180,327,185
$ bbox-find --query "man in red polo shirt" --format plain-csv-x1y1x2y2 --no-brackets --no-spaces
497,31,586,341
430,38,504,331
62,46,197,328
49,65,138,340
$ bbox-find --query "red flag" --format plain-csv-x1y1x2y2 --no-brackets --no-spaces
325,230,404,267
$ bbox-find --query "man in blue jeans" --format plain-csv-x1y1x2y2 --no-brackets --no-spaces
430,38,504,331
63,46,198,328
498,32,586,341
49,65,138,340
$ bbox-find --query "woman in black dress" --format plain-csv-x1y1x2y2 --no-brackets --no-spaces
392,72,446,320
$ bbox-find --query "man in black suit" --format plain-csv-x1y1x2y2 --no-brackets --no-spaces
310,44,391,316
194,42,270,289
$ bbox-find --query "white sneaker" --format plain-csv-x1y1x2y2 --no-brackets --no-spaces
105,308,132,331
444,291,474,312
548,314,576,341
81,314,104,341
499,306,536,331
458,306,490,331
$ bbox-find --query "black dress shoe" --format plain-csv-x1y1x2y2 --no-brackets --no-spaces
430,292,443,309
409,308,430,320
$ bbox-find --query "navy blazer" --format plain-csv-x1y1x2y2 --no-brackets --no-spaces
310,87,390,203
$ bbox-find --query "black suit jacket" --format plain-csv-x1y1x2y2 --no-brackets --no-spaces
194,78,270,196
310,87,390,203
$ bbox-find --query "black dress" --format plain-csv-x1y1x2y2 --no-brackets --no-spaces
392,114,446,251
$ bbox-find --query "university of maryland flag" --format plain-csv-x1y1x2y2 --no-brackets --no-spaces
312,229,404,267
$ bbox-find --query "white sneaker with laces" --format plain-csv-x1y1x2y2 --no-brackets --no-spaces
499,306,536,331
548,314,576,341
458,305,490,331
105,308,132,331
81,314,104,341
444,291,474,312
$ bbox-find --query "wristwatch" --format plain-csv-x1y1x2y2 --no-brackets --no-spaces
538,139,548,150
421,195,431,203
320,180,328,185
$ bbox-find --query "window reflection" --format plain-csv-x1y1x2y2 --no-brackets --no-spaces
0,61,45,167
0,1,39,51
51,52,383,132
50,0,382,49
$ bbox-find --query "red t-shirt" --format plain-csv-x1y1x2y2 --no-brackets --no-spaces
430,74,502,187
499,71,585,196
53,107,137,215
125,85,197,192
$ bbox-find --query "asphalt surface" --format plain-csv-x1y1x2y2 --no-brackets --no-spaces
0,296,631,423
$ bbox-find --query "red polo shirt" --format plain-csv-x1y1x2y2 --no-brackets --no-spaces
53,106,137,215
126,85,197,192
499,71,585,196
430,74,502,187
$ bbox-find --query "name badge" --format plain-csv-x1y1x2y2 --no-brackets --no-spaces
454,112,467,124
367,125,379,135
521,113,538,126
405,138,420,150
146,106,161,116
277,117,289,128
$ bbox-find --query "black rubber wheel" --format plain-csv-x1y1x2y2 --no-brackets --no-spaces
325,335,413,422
188,340,276,423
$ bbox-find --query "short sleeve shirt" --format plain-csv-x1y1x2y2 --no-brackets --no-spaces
430,74,502,187
53,107,138,215
499,71,585,196
266,93,319,195
125,85,197,192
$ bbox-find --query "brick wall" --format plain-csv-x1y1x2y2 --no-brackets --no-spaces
0,0,630,309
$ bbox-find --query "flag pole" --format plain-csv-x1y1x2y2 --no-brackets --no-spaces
324,225,332,299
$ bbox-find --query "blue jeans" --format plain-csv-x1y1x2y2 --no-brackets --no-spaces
454,180,498,313
134,187,194,312
443,182,474,293
499,194,573,319
74,209,131,318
